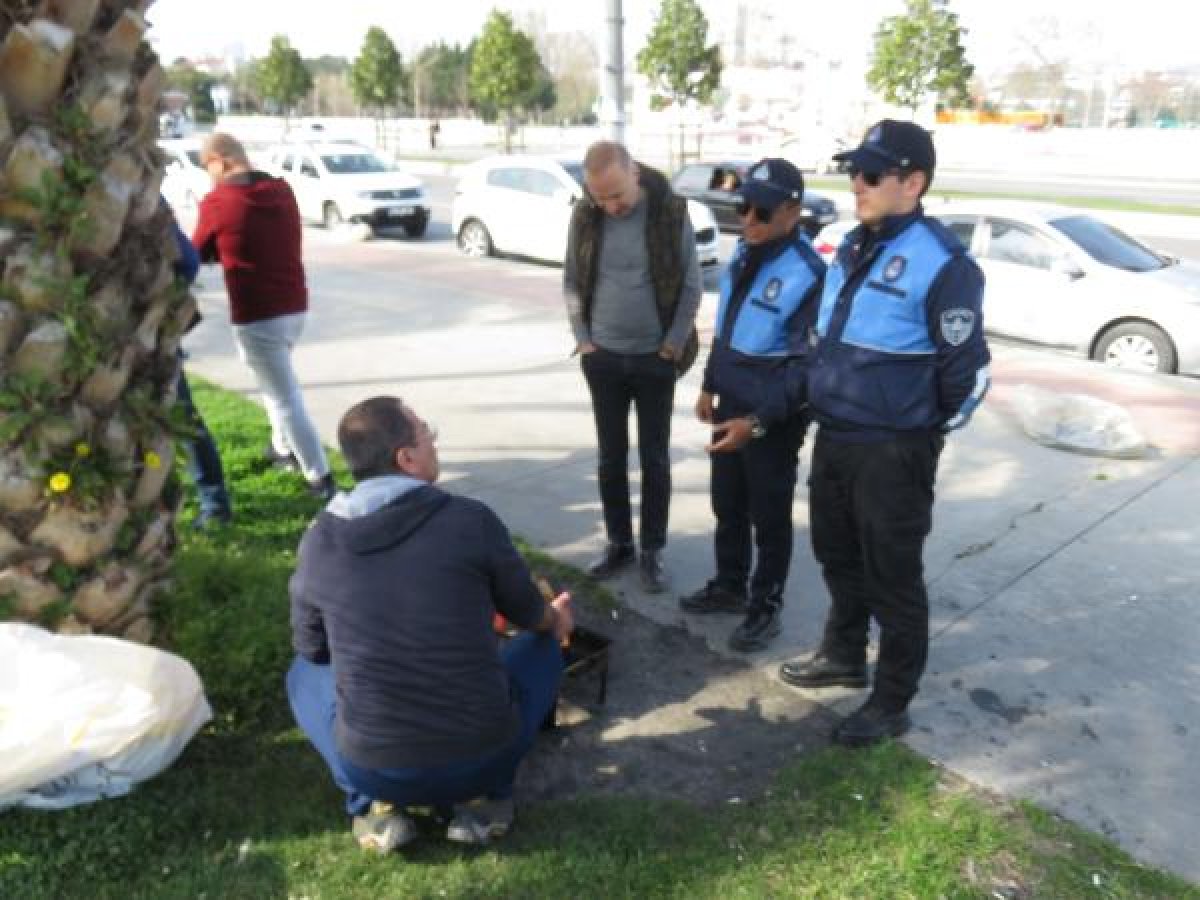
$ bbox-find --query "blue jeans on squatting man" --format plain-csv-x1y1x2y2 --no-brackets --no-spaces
287,631,564,816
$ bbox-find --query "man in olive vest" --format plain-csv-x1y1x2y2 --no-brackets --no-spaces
564,141,702,594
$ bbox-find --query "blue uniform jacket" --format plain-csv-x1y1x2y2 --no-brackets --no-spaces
702,229,825,427
808,206,990,439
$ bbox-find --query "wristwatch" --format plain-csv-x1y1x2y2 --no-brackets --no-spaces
747,415,767,439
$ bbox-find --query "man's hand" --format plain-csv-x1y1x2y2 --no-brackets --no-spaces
549,591,574,645
658,342,677,362
695,391,715,424
578,341,597,355
707,417,755,453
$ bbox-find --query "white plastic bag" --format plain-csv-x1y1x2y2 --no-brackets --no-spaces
0,623,212,809
1010,383,1148,459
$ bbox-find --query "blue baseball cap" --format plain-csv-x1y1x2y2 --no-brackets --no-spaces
738,158,805,211
834,119,936,174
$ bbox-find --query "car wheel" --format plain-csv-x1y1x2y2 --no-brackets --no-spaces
458,219,493,258
403,216,428,238
1094,322,1177,374
323,202,343,230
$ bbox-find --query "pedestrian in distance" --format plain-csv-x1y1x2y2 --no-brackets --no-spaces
679,158,826,653
563,140,703,594
166,202,233,530
192,132,336,501
778,120,991,746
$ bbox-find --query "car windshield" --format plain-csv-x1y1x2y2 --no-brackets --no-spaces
561,162,584,187
186,150,201,166
321,153,392,174
1049,215,1169,272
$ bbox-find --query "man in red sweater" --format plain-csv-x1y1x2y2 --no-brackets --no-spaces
193,133,335,499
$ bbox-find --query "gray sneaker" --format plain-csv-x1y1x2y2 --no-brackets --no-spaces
446,797,515,845
352,800,417,854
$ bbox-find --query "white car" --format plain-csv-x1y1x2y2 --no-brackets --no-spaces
816,202,1200,375
159,138,211,215
451,155,721,269
264,142,431,236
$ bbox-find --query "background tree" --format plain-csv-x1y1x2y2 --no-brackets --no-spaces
468,11,540,151
165,61,218,124
0,1,198,640
867,0,974,115
349,27,407,145
253,35,313,122
534,31,599,124
414,42,471,116
636,0,723,165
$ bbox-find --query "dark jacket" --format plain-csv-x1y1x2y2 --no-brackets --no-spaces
567,163,699,374
192,172,308,325
703,228,825,428
289,485,545,770
809,206,991,440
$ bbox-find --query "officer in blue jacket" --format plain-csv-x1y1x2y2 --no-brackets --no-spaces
679,159,826,652
778,121,990,745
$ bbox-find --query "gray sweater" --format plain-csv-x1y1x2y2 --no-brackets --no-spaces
563,194,703,354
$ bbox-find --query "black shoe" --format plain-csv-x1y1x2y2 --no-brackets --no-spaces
779,651,868,689
308,474,337,502
679,580,748,615
639,549,668,594
192,507,232,530
586,542,635,579
833,699,911,747
728,603,782,652
265,445,299,472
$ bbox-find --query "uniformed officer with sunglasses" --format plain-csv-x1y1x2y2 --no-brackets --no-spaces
778,120,991,746
679,158,826,653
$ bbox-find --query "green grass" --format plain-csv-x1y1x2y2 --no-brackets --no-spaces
1,380,1194,899
805,178,1200,217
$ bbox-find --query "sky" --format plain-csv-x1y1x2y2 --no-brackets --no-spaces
145,0,1195,78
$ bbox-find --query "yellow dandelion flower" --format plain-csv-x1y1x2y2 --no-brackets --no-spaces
49,472,71,493
74,442,91,458
144,451,162,469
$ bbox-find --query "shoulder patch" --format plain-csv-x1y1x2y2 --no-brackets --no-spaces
940,308,976,346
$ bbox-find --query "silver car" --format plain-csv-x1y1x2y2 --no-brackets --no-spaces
818,201,1200,375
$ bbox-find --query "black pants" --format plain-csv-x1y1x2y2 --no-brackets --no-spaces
711,415,806,605
581,348,676,550
809,429,943,711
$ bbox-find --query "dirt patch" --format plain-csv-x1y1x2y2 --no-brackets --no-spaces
515,599,839,807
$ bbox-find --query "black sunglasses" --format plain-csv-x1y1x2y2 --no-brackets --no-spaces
735,200,777,222
847,165,910,187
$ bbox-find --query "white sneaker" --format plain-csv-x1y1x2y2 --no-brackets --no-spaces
352,801,417,853
445,797,515,845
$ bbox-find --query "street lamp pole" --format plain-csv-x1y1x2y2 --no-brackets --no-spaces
604,0,625,143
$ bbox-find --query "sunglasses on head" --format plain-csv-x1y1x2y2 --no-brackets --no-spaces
847,165,910,187
735,200,778,222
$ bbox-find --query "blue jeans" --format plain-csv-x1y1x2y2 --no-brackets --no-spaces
287,632,563,816
175,362,231,518
232,313,329,482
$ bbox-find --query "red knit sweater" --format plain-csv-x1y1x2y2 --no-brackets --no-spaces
192,172,308,325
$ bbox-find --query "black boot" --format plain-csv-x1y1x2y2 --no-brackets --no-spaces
679,580,748,615
779,651,868,689
586,542,635,579
833,698,911,747
638,549,668,593
728,599,782,652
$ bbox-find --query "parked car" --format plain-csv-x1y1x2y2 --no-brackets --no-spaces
819,201,1200,375
264,142,430,236
670,160,838,237
813,219,855,265
451,155,721,269
159,138,211,214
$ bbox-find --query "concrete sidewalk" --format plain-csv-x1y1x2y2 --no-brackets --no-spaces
184,255,1200,882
